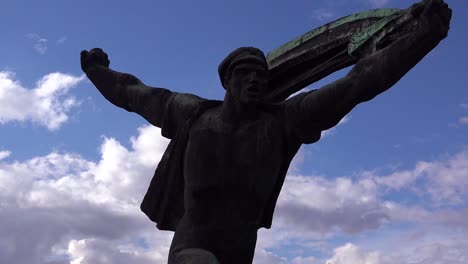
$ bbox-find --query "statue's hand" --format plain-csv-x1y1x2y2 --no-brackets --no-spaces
80,48,111,73
413,0,451,40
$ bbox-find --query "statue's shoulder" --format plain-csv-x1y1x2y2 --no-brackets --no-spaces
199,99,223,109
190,100,223,124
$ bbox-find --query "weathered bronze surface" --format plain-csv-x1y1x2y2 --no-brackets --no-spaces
80,0,451,263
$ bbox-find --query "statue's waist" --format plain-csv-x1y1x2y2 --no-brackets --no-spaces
187,182,274,204
184,201,263,228
178,219,259,233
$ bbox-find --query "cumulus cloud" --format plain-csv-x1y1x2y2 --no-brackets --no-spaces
291,256,320,264
325,240,468,264
405,240,468,264
384,203,468,232
253,249,288,264
1,122,467,263
261,148,468,260
26,33,48,54
372,149,468,206
0,125,171,264
274,175,388,237
0,150,11,160
68,238,166,264
326,243,396,264
0,71,84,130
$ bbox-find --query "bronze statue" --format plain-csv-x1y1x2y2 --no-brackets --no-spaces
80,0,451,263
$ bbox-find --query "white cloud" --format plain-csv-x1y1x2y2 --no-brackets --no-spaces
461,103,468,110
261,149,468,260
459,117,468,125
312,8,335,22
253,249,288,264
68,238,165,264
0,150,10,160
0,71,84,130
0,125,171,264
26,33,48,54
57,36,67,45
405,240,468,264
385,204,468,233
326,243,396,264
291,255,319,264
274,175,388,236
372,149,468,206
325,240,468,264
1,121,467,263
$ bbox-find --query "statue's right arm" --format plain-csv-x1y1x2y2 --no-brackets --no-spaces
285,0,451,143
81,48,173,128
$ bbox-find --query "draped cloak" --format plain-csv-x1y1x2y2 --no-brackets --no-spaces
139,97,315,231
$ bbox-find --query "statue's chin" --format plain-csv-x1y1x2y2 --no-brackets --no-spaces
245,93,262,103
241,98,261,107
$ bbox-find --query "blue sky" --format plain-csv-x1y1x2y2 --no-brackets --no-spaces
1,0,467,263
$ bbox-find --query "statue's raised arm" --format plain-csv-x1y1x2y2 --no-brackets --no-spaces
284,0,451,138
81,48,205,139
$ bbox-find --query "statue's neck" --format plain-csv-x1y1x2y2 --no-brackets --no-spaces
221,93,259,125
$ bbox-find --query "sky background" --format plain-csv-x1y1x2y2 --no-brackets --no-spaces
0,0,467,263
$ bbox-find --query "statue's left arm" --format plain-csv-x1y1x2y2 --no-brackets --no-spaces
286,0,451,142
80,48,205,139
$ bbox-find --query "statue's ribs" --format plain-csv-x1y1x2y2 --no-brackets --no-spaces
265,7,419,102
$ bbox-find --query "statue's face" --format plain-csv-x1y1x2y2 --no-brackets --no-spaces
228,61,268,105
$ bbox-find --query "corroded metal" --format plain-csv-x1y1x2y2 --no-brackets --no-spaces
267,8,402,63
264,8,424,102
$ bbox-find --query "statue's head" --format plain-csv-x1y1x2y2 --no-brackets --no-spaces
218,47,269,105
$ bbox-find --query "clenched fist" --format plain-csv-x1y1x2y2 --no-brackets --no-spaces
80,48,110,73
411,0,452,39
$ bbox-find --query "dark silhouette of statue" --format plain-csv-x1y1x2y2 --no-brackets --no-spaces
80,1,451,263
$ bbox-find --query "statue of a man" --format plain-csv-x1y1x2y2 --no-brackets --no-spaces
80,1,451,263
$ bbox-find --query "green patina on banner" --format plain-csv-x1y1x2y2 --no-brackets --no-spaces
261,7,427,102
267,8,402,63
348,12,403,55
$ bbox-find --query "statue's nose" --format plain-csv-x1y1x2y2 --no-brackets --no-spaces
247,71,258,82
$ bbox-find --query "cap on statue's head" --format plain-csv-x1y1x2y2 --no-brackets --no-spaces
218,47,267,89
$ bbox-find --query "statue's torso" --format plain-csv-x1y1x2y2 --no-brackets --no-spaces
184,107,287,229
170,106,291,263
